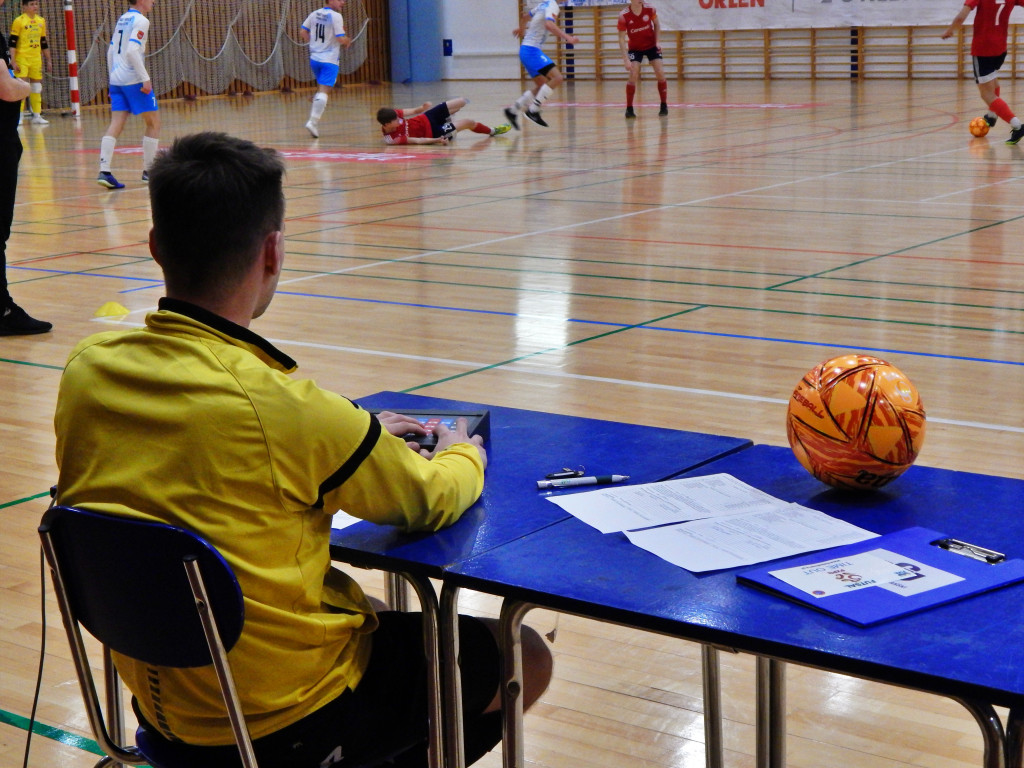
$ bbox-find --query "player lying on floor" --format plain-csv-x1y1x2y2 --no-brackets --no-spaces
376,98,510,145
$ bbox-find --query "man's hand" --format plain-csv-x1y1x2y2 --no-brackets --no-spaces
141,79,153,94
426,417,487,469
377,410,428,450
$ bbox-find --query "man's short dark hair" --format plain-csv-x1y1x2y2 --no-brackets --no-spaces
376,107,398,125
148,132,285,298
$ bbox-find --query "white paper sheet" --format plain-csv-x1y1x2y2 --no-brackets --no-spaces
625,504,878,573
331,510,362,531
767,549,964,598
546,473,790,534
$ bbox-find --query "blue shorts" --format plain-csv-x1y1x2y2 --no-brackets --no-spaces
310,59,339,88
109,83,158,115
519,45,554,79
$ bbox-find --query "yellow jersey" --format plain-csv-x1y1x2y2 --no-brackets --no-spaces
9,13,46,62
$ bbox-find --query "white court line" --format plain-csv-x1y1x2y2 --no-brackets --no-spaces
279,147,967,287
93,321,1020,435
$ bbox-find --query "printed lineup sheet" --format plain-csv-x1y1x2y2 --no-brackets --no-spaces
546,473,793,534
548,473,878,573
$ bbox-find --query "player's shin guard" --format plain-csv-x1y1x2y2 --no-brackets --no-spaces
532,84,554,111
311,92,329,121
142,136,159,172
29,82,42,114
990,97,1015,125
99,136,117,173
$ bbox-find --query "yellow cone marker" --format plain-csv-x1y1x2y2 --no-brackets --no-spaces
94,301,130,318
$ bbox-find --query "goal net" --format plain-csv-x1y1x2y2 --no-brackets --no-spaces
10,0,370,112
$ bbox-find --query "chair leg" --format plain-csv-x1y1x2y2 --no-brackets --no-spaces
183,558,260,768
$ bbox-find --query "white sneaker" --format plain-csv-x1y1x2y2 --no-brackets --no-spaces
30,114,49,125
305,120,319,138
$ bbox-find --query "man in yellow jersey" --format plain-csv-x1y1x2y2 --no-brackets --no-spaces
55,131,551,767
8,0,51,125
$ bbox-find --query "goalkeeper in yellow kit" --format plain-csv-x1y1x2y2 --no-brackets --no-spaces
9,0,51,125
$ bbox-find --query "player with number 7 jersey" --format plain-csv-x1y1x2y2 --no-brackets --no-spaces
300,0,351,138
942,0,1024,144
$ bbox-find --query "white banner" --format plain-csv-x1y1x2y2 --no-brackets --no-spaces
567,0,1024,33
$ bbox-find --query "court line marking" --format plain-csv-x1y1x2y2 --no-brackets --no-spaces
276,146,967,287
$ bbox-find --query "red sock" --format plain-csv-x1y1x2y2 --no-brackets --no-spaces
990,97,1015,124
657,80,667,104
626,83,636,108
471,122,491,135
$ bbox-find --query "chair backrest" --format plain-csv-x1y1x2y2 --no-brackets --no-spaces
38,505,245,666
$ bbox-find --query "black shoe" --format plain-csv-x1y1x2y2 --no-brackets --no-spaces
1007,125,1024,145
0,301,52,335
524,109,548,127
658,103,668,117
503,107,520,131
625,106,636,119
985,114,997,127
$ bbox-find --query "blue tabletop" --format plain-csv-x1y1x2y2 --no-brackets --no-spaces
329,392,750,577
446,444,1024,706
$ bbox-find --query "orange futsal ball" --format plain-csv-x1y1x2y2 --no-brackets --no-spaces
969,116,991,137
786,354,926,490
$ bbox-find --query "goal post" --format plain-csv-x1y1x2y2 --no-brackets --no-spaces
62,0,79,116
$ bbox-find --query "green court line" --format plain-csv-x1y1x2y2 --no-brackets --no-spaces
0,709,104,756
0,491,51,509
0,357,64,371
403,307,705,392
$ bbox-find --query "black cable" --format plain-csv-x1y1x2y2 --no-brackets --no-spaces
22,545,46,768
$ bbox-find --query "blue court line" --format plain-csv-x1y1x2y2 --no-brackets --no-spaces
271,290,1024,369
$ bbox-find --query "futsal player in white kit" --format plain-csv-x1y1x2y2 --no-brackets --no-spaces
300,0,351,138
97,0,159,190
504,0,579,129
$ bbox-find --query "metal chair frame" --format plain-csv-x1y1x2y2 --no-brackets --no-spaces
38,506,259,768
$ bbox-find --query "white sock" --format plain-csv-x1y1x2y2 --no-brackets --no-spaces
99,136,117,173
311,93,328,121
531,84,554,111
514,90,533,112
142,136,159,171
1013,118,1022,129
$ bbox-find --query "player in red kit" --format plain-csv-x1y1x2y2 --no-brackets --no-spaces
618,0,667,118
943,0,1024,144
376,98,510,145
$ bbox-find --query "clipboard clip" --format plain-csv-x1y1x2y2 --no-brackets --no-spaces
932,537,1006,564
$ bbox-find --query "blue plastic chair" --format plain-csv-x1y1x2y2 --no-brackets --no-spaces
38,505,259,768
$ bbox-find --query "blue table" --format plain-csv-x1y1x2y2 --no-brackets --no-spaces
447,444,1024,768
329,392,751,768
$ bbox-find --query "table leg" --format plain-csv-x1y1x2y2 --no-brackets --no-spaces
440,583,466,768
756,657,786,768
1006,705,1024,768
702,645,724,768
499,599,534,768
386,571,411,612
952,698,1006,768
399,571,445,768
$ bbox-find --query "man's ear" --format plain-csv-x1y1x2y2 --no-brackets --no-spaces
148,228,164,267
263,230,284,277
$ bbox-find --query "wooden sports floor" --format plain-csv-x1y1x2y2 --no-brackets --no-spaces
1,77,1022,768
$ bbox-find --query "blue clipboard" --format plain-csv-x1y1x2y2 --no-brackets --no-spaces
737,527,1024,627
